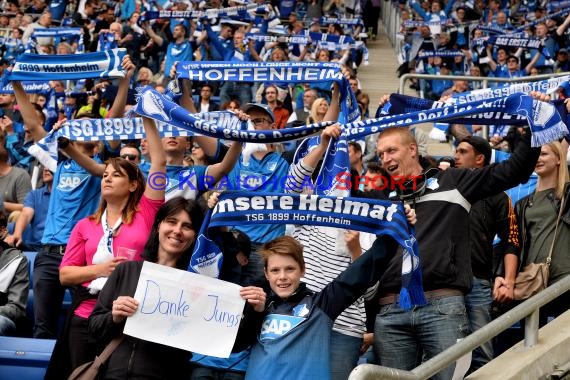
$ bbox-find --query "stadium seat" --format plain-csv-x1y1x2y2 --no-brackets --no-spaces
0,336,55,380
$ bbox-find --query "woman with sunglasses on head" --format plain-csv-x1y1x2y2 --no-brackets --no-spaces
47,116,166,378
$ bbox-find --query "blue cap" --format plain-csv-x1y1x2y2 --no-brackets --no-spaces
242,103,275,122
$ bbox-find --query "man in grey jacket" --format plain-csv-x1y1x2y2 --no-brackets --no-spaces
0,246,29,335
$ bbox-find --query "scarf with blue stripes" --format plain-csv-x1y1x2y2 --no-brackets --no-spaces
192,192,426,309
4,48,127,81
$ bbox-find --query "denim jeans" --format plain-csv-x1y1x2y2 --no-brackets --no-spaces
33,250,67,338
220,82,252,107
464,277,493,373
0,315,16,336
330,330,363,380
374,295,468,380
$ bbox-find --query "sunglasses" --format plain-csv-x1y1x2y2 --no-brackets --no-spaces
192,144,201,149
120,154,138,160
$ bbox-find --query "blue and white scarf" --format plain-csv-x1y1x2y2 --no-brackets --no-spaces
245,33,310,45
192,192,427,309
308,32,355,46
131,87,333,142
442,75,570,104
32,27,82,38
476,25,511,35
320,16,364,27
5,49,127,81
417,50,464,58
97,32,118,52
175,61,359,124
0,81,51,94
348,93,568,147
49,111,247,141
473,35,542,50
139,3,267,24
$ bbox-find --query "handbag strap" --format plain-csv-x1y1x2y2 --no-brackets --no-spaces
545,195,565,266
98,335,125,362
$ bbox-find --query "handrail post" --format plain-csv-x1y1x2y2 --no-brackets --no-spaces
524,309,540,347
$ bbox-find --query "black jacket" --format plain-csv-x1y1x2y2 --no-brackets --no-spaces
358,131,539,294
469,193,519,281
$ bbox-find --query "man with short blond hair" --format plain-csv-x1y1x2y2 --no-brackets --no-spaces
367,126,539,379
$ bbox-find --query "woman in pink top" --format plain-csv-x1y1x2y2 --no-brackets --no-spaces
56,116,166,374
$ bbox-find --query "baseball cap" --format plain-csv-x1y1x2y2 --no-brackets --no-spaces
460,135,492,165
242,103,275,122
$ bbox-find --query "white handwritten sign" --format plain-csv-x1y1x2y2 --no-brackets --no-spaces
123,262,245,358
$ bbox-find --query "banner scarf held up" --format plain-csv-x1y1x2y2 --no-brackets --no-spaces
346,92,568,147
131,87,334,143
32,27,82,38
138,3,268,24
0,81,51,94
175,61,360,124
190,192,427,310
52,111,249,141
4,48,127,81
320,16,364,27
175,61,358,200
438,75,570,104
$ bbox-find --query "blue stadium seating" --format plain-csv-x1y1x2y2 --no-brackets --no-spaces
0,336,55,380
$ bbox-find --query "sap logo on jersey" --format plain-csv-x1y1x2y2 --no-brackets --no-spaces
260,314,304,342
57,173,90,191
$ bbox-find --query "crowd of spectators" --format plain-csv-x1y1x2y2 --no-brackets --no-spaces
0,0,568,380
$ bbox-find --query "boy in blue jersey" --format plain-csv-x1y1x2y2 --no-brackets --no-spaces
243,217,414,380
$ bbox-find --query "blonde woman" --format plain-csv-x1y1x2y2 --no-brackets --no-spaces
306,97,329,124
513,140,570,324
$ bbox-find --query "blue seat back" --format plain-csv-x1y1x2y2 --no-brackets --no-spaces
0,336,55,380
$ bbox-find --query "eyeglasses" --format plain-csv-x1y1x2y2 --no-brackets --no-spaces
507,59,518,63
251,118,272,125
120,154,138,161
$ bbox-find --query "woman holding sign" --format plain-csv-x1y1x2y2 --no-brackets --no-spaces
89,197,266,379
52,116,166,375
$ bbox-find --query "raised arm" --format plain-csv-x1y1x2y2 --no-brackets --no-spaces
205,141,242,184
486,45,498,72
556,13,570,36
105,55,137,151
177,77,220,159
142,116,166,200
57,128,105,176
144,21,165,47
12,81,46,142
524,50,541,74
